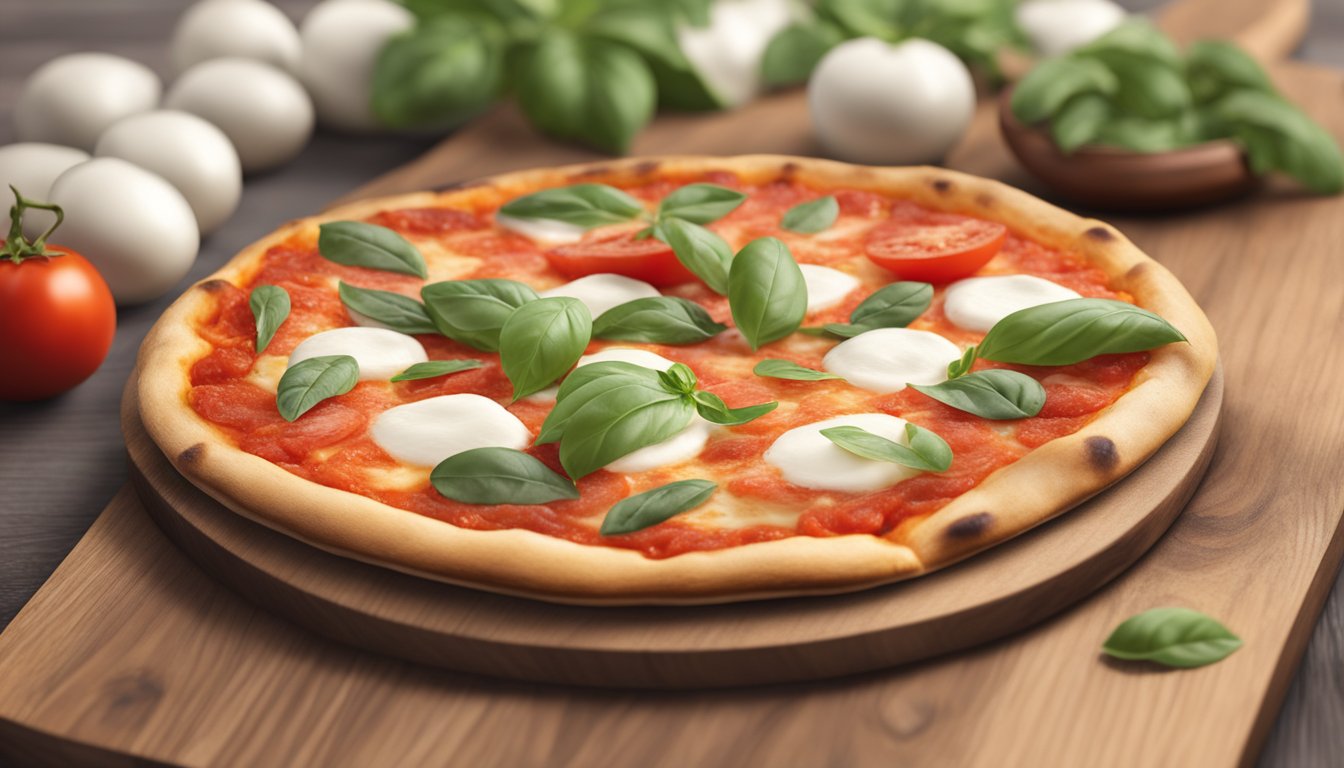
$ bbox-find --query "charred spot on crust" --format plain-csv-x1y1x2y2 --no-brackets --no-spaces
1125,262,1148,280
178,443,206,465
570,165,613,180
779,162,800,181
946,512,992,540
197,279,231,294
1085,226,1115,241
632,160,661,177
975,193,995,208
931,178,954,194
1085,436,1119,472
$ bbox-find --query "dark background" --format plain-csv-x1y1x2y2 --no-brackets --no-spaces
2,1,1343,765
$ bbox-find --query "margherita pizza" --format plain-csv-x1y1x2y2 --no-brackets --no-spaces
138,156,1217,604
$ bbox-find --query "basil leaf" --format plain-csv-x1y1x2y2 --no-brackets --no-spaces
1102,607,1242,668
947,346,977,379
820,323,868,338
582,6,722,111
498,296,592,400
753,359,842,381
338,282,437,335
1185,39,1274,104
655,183,747,224
1102,55,1191,119
250,284,290,353
558,379,695,479
849,281,933,329
421,278,539,351
498,183,645,228
593,296,726,344
781,195,839,234
761,22,844,87
318,221,428,279
657,362,698,396
820,423,953,473
912,369,1045,420
1095,112,1200,153
1215,90,1344,194
691,391,778,426
276,355,358,422
390,359,483,382
728,237,807,350
536,360,661,444
1076,18,1181,68
657,217,732,295
431,447,578,504
977,298,1186,366
1051,93,1111,154
371,15,504,129
600,479,717,535
822,0,902,39
1011,56,1118,124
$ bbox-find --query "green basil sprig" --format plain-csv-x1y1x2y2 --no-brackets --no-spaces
753,359,842,381
972,298,1186,367
1012,56,1118,125
912,370,1046,420
1214,90,1344,195
820,423,953,473
276,355,358,422
1102,607,1242,668
498,183,646,228
593,296,726,344
390,359,483,382
421,278,538,351
318,221,428,279
600,479,716,536
498,296,592,400
824,280,932,338
658,217,733,294
431,447,578,505
947,346,977,380
690,391,778,426
781,195,838,234
249,285,290,354
654,183,747,225
728,237,807,350
338,282,437,335
372,15,504,130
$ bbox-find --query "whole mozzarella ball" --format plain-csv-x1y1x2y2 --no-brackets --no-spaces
1016,0,1127,57
0,143,91,240
297,0,414,132
170,0,302,75
14,53,161,151
95,111,242,234
48,159,199,305
165,58,313,173
809,38,975,165
677,0,796,107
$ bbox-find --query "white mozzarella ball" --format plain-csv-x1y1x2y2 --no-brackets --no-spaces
1016,0,1127,57
808,38,975,165
765,413,924,492
527,347,679,403
14,53,161,151
371,394,531,467
171,0,302,75
95,110,242,234
799,264,861,313
540,273,661,319
288,327,427,380
47,158,199,305
608,418,714,473
822,328,962,393
943,275,1082,332
0,143,91,240
297,0,414,132
165,58,314,173
677,0,797,107
495,214,589,245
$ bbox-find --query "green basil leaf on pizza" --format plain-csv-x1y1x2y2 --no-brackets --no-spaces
728,237,807,350
498,183,647,228
912,370,1046,420
498,296,592,400
654,183,746,224
976,298,1186,366
421,278,539,351
691,391,778,426
753,359,842,381
820,423,953,473
657,217,733,294
593,296,727,344
318,221,428,278
276,354,359,422
338,282,437,335
390,359,483,382
249,284,290,353
431,447,579,505
600,479,718,536
781,195,838,234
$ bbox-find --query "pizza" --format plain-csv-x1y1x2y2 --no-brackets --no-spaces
138,155,1217,604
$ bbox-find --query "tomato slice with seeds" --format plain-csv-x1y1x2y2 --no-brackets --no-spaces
546,231,697,287
864,215,1007,283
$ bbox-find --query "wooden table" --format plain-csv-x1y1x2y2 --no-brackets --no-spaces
3,2,1344,765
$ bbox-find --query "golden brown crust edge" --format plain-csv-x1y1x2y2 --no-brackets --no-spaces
137,155,1217,605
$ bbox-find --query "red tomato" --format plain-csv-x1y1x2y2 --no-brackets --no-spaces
0,249,116,401
864,215,1007,283
546,231,697,287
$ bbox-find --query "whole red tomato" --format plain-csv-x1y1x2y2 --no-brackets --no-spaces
0,187,116,401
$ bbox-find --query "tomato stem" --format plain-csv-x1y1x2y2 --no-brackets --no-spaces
4,185,65,264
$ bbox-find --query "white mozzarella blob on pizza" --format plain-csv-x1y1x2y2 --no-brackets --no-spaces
799,263,861,313
370,394,531,467
495,213,588,244
822,327,962,393
765,413,923,492
607,418,714,473
527,346,678,403
540,273,660,318
288,326,426,380
943,274,1080,332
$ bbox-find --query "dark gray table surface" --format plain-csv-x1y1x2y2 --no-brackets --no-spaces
2,2,1342,766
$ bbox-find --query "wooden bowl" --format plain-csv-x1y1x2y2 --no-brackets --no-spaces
998,91,1260,211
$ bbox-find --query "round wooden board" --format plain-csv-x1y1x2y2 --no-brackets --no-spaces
121,367,1221,689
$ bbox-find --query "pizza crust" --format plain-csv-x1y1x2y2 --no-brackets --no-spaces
137,155,1217,605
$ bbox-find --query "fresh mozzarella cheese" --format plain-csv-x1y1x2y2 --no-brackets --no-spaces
799,263,861,313
943,274,1081,332
527,347,678,403
495,213,589,244
677,0,795,107
822,328,962,393
288,327,427,380
764,413,923,492
540,273,660,318
1016,0,1126,57
607,418,714,473
370,394,531,467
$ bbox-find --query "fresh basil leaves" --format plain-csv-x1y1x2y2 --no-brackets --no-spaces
1214,90,1344,195
421,278,539,351
655,183,747,225
249,285,290,354
824,280,932,337
498,297,592,400
913,370,1046,420
1102,607,1242,668
947,346,977,379
371,15,504,130
820,423,953,473
593,296,726,344
498,184,646,228
728,237,807,350
975,298,1186,366
390,359,483,382
600,479,717,536
658,217,733,294
431,447,578,505
691,391,778,426
1012,56,1118,125
338,282,437,335
276,355,358,422
753,359,842,381
318,221,428,279
781,195,838,234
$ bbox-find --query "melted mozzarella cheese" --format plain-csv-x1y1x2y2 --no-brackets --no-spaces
607,418,714,473
800,263,860,313
246,354,288,393
540,273,660,319
494,213,588,244
822,327,961,393
288,327,427,380
527,347,678,403
765,413,923,492
943,274,1080,332
370,394,531,467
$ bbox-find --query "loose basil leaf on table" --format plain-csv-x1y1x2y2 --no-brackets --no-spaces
338,282,437,335
657,217,733,295
372,15,505,130
498,296,592,400
593,296,727,344
421,278,539,351
976,298,1187,366
912,369,1046,420
654,183,747,224
753,359,842,381
727,237,807,350
318,221,428,279
761,22,845,87
249,284,290,354
1185,39,1274,104
1214,90,1344,194
1011,56,1118,125
781,195,839,234
691,391,778,426
1052,93,1112,154
498,183,646,228
276,355,359,422
600,479,718,536
390,359,483,382
820,423,953,473
1102,607,1242,668
431,447,579,505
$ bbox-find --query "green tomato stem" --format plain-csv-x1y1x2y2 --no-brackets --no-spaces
3,185,65,264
